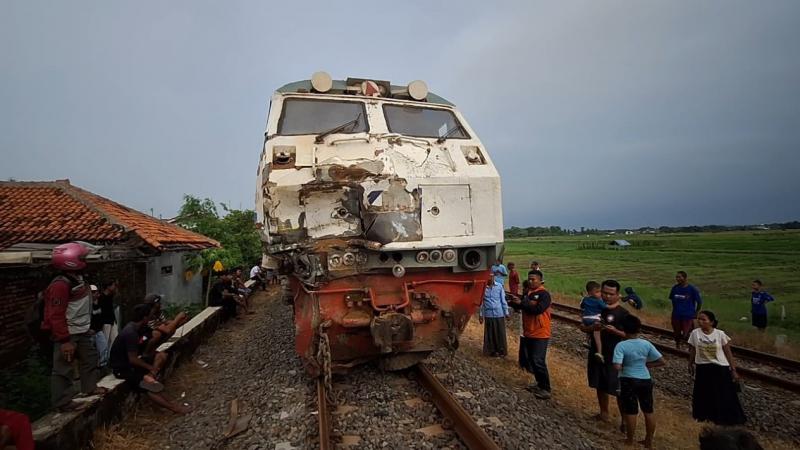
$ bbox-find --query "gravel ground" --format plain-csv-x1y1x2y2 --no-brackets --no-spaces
423,348,605,450
326,364,463,449
99,287,799,449
160,289,312,450
547,315,800,446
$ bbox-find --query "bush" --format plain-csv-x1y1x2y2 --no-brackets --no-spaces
0,348,51,420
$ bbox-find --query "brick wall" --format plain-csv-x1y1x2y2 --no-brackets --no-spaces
0,259,147,368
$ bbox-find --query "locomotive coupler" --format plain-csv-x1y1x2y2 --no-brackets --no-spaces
370,312,414,353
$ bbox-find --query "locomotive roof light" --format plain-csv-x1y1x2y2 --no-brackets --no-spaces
407,80,428,101
442,249,456,263
311,71,333,93
416,251,429,263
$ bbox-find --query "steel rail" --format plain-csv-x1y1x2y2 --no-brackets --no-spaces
549,302,800,372
549,311,800,393
412,363,501,450
316,378,332,450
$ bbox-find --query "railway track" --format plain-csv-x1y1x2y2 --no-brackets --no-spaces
549,302,800,393
315,362,501,450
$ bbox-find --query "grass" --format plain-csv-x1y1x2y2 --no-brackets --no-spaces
503,230,800,356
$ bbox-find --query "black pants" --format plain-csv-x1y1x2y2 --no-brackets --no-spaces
222,298,237,320
519,337,550,391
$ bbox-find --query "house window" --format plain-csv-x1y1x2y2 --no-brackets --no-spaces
161,265,173,275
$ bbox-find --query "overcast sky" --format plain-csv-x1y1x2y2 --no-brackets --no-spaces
2,1,799,229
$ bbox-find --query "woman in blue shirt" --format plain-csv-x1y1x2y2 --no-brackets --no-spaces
612,315,665,449
479,274,509,357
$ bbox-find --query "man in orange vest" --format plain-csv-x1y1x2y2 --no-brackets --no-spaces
509,270,552,399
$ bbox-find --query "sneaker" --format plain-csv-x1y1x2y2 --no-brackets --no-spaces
594,352,605,363
534,389,552,399
525,383,540,393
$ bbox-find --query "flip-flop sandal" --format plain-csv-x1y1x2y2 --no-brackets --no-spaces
139,379,165,393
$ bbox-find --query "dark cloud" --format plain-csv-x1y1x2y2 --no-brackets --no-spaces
2,1,798,229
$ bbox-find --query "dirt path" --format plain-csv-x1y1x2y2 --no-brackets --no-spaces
458,316,797,450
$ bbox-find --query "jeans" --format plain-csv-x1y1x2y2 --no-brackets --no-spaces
94,331,109,367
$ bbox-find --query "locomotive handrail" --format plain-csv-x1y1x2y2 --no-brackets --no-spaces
300,284,392,313
408,279,479,287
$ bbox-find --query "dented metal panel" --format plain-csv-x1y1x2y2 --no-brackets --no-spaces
255,77,504,374
421,184,473,238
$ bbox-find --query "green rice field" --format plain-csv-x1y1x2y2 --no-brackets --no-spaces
503,230,800,356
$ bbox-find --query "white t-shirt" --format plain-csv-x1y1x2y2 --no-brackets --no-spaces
249,265,261,279
687,328,731,366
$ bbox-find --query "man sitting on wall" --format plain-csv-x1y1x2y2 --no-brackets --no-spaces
140,294,189,357
109,303,190,414
249,264,266,291
210,273,247,320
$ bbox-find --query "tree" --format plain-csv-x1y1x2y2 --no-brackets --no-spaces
175,195,262,304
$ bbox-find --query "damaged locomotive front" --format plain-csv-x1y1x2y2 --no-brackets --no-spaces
255,72,504,375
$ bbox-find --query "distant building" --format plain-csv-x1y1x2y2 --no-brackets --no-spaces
608,239,631,249
0,179,219,363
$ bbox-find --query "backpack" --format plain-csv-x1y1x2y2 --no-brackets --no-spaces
25,275,71,346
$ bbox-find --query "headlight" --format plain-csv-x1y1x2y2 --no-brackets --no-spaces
442,249,456,262
459,248,482,270
429,250,442,262
416,251,429,263
342,252,355,266
328,254,342,268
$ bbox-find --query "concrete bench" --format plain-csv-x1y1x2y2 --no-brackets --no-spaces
31,306,222,450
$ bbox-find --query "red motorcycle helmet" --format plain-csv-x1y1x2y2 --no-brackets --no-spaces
51,241,95,271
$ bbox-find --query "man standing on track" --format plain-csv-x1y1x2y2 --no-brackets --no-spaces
668,271,702,349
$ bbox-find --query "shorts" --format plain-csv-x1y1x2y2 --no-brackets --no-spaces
752,314,767,329
619,377,654,415
113,366,147,392
671,317,694,337
588,359,619,396
582,316,601,327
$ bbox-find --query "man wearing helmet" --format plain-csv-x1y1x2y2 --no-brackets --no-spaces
42,242,107,411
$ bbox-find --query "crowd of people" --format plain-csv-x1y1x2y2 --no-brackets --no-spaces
0,243,276,449
481,258,769,449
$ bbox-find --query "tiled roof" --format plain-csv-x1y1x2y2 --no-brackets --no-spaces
0,180,219,251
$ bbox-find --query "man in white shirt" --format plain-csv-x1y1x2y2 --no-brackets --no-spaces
250,265,266,290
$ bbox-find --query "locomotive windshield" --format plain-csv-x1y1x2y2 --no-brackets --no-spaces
278,98,368,135
383,104,469,139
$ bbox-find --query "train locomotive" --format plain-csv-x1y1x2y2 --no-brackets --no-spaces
255,72,503,376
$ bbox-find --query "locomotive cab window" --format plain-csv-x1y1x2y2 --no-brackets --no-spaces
383,104,469,139
278,98,368,135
